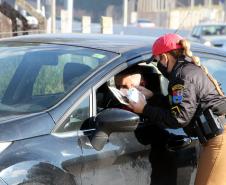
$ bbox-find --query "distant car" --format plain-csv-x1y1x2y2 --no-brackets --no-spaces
189,23,226,48
134,19,155,28
0,34,225,185
26,15,38,29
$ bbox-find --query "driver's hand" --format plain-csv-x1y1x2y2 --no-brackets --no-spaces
129,93,147,114
136,86,153,99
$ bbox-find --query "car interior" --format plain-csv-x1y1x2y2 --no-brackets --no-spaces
80,61,171,146
63,62,92,92
95,61,166,113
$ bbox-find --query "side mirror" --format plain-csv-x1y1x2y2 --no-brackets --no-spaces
90,108,139,151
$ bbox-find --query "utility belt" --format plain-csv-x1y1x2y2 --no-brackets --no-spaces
191,108,225,144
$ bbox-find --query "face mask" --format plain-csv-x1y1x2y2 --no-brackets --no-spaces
157,62,169,79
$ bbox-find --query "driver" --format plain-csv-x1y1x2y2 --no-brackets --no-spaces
114,67,189,185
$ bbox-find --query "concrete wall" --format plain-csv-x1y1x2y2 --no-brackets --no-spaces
169,5,224,29
138,5,224,29
0,12,12,38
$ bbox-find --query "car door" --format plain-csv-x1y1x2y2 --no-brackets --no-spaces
78,62,151,185
52,91,94,185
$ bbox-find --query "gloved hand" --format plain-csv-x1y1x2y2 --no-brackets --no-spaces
129,92,147,114
136,86,154,99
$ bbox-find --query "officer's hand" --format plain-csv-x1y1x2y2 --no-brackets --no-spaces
129,93,147,114
136,86,153,99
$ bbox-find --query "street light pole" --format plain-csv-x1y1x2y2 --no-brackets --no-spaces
37,0,41,12
66,0,73,33
224,0,226,22
51,0,56,33
191,0,194,8
123,0,128,27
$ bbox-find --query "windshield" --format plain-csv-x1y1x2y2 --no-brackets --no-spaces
202,25,226,36
0,42,117,115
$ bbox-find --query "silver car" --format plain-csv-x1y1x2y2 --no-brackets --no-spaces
189,23,226,48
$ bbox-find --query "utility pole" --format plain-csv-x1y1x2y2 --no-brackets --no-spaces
37,0,41,12
191,0,194,8
65,0,73,33
123,0,128,27
224,0,226,21
51,0,55,33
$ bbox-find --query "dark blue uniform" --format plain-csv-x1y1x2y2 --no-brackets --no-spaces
142,56,226,134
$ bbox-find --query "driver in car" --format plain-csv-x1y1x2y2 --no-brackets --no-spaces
114,67,188,185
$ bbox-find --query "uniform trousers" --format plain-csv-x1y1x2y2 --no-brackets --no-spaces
195,125,226,185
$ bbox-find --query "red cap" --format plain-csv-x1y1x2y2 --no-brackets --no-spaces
152,33,183,56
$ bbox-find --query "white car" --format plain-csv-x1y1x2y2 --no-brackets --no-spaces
189,23,226,48
26,15,38,29
134,19,155,28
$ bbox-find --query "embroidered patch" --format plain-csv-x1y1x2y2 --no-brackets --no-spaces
172,84,184,104
172,84,184,91
171,106,181,117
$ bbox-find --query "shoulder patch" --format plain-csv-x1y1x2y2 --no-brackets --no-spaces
172,84,184,104
172,84,184,91
171,106,181,117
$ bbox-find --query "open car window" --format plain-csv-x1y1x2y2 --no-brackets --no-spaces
95,62,163,113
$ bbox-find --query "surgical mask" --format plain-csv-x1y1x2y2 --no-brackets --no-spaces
157,62,169,79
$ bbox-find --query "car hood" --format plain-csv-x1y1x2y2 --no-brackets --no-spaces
202,36,226,47
0,112,54,142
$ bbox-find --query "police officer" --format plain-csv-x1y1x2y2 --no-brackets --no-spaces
129,33,226,185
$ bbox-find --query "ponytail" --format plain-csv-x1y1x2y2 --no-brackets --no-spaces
178,39,224,97
179,39,201,66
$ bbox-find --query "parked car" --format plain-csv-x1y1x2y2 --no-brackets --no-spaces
0,34,225,185
189,23,226,48
133,19,155,28
25,15,38,29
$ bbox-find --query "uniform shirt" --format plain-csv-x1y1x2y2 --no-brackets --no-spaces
142,57,226,130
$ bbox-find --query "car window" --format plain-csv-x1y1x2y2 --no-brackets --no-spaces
192,26,201,37
196,27,202,37
201,57,226,92
201,25,226,36
55,95,90,133
0,43,117,116
95,62,162,113
32,54,100,96
191,27,198,36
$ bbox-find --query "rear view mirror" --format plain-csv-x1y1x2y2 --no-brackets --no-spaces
90,108,139,151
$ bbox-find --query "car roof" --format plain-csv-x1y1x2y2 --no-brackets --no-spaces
0,33,156,54
1,33,225,57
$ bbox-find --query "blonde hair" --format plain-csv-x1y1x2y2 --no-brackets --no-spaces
179,39,200,66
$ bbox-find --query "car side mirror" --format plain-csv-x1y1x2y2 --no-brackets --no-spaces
90,108,139,151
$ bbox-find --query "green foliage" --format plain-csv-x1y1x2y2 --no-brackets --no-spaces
33,61,65,95
0,57,21,98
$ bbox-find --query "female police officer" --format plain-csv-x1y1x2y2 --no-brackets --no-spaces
129,33,226,185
